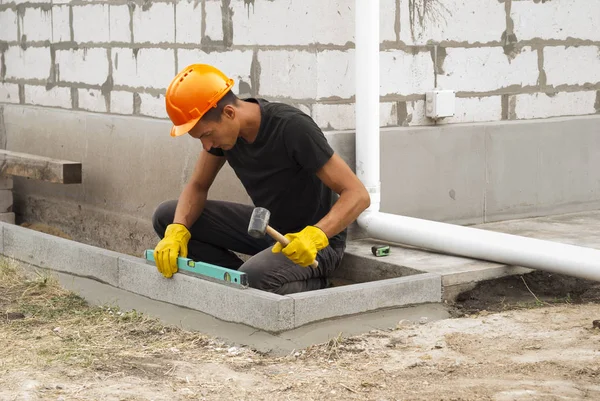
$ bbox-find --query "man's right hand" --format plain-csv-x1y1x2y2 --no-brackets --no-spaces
153,223,191,278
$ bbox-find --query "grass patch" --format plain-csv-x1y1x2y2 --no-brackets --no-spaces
0,257,213,377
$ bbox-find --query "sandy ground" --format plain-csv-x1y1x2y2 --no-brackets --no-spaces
2,304,600,400
2,254,600,401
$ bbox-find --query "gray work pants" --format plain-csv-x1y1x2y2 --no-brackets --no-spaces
152,200,345,295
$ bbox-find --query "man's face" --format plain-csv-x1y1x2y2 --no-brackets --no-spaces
188,106,239,151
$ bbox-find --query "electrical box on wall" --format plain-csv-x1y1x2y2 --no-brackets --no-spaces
425,89,456,120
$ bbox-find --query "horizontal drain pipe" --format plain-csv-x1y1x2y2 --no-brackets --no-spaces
358,212,600,282
354,0,600,282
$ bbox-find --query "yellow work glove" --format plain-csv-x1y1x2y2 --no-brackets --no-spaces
153,223,191,278
272,226,329,267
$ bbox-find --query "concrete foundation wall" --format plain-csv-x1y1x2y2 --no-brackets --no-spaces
0,0,599,131
1,104,599,255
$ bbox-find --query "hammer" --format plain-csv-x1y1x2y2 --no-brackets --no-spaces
247,207,319,268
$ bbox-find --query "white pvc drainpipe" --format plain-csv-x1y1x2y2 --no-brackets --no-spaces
354,0,600,281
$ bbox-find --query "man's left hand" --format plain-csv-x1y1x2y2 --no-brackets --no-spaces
272,226,329,267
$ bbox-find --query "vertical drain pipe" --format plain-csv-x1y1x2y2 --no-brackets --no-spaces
354,1,600,281
355,0,381,213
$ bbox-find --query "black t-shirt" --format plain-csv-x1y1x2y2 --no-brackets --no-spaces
208,98,346,248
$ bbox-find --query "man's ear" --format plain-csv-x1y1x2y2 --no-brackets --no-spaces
223,105,236,120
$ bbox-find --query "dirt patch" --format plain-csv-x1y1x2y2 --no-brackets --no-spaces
2,259,600,400
20,222,72,240
453,270,600,315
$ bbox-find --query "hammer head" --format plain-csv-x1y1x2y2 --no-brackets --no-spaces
248,207,270,238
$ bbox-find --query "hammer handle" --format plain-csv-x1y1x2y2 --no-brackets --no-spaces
266,226,319,268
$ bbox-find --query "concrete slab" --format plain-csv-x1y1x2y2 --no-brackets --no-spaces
344,209,600,299
4,209,600,333
2,222,120,286
117,255,295,332
290,273,441,327
380,124,487,225
38,267,450,355
485,117,600,221
0,221,440,332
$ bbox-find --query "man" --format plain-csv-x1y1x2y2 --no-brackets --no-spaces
152,64,370,295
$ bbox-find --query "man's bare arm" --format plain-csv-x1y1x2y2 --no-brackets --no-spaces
314,153,370,238
173,150,226,228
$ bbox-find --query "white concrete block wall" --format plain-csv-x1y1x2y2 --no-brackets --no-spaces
138,92,168,119
51,5,71,43
56,48,109,86
0,83,19,104
110,91,134,115
404,97,503,126
133,3,174,44
437,47,539,93
112,48,175,90
258,51,318,99
544,46,600,87
0,0,599,129
312,102,398,131
398,0,506,45
109,5,132,43
381,50,435,96
512,0,600,42
78,88,107,113
4,46,51,81
72,4,110,43
24,85,71,108
21,7,52,42
514,92,598,120
0,9,18,41
175,0,202,44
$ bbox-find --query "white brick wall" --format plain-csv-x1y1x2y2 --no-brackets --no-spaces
512,0,600,42
176,0,202,44
312,102,397,130
109,5,132,43
398,0,506,45
24,85,71,108
72,4,110,43
403,100,430,126
4,46,51,81
113,48,175,90
317,51,354,99
399,97,503,126
514,91,598,120
78,88,107,113
177,49,253,94
133,3,175,44
258,51,318,99
224,0,353,46
544,46,600,87
437,47,539,93
0,9,18,41
380,0,397,42
203,1,222,43
446,96,502,124
110,91,134,115
138,92,168,119
381,50,435,96
56,48,109,86
52,5,71,43
0,83,19,104
2,0,598,127
11,0,51,3
22,7,52,42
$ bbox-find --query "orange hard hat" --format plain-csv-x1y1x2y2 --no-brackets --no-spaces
165,64,235,137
